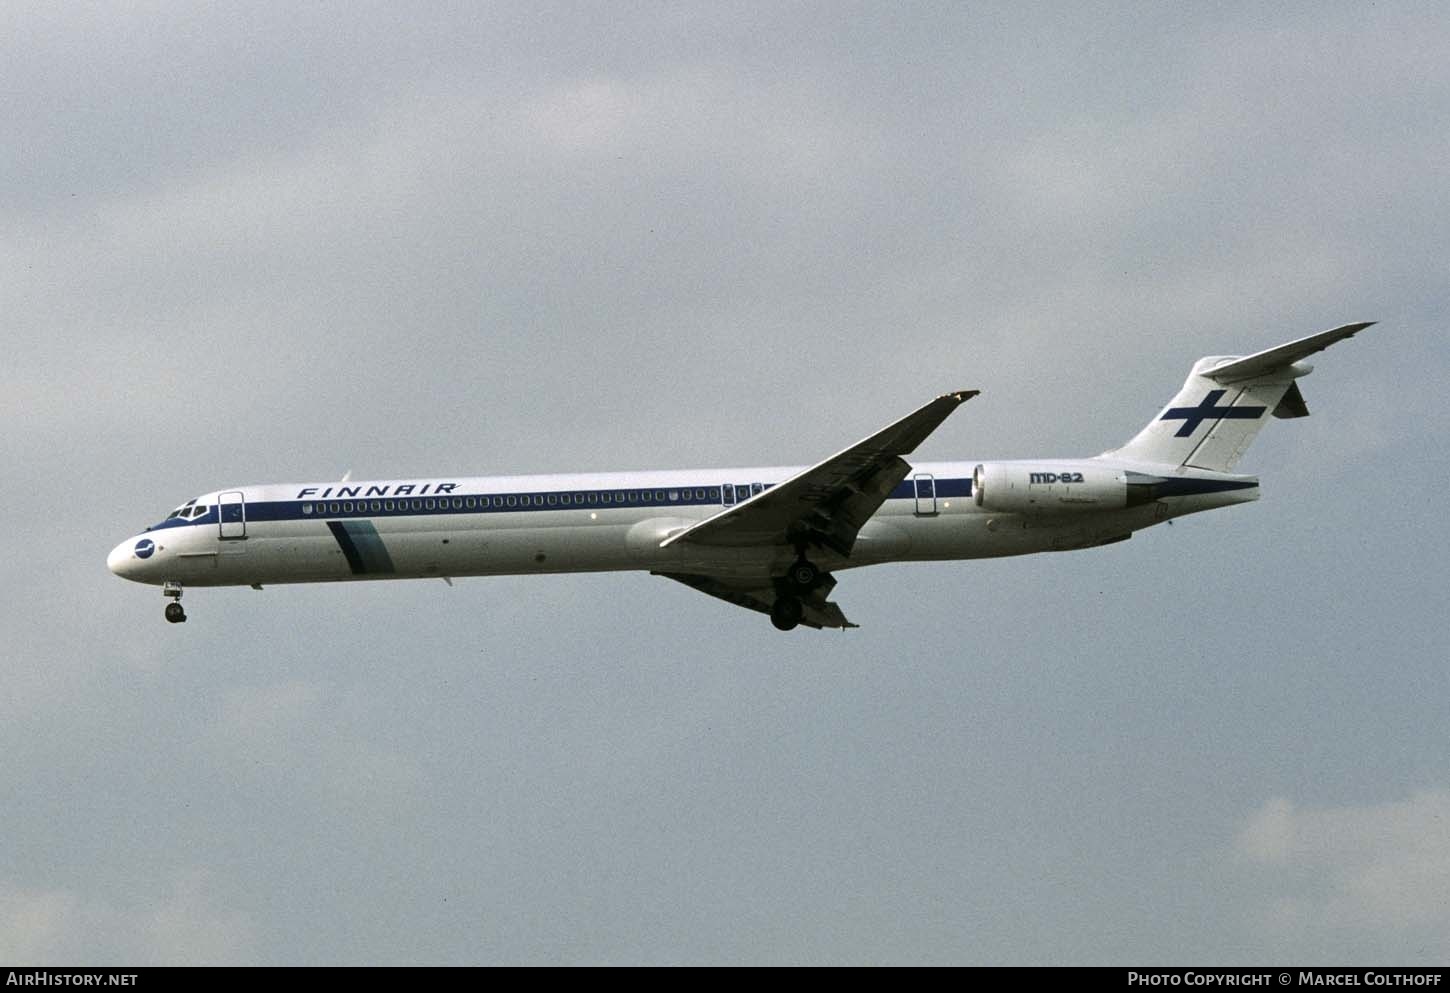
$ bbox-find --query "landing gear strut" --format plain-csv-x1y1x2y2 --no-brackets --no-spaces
163,581,186,624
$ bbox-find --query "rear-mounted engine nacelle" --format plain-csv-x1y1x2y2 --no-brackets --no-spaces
973,463,1132,515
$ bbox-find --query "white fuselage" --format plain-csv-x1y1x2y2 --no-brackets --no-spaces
106,458,1256,589
106,322,1372,629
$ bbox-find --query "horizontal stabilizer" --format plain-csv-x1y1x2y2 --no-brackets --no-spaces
1204,322,1375,383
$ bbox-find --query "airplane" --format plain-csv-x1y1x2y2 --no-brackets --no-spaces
108,321,1374,631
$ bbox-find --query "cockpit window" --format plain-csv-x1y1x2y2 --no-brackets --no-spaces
161,499,208,524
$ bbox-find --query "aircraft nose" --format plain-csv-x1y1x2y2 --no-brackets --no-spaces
108,541,132,577
108,537,154,581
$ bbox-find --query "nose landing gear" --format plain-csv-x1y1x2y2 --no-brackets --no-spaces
163,581,187,623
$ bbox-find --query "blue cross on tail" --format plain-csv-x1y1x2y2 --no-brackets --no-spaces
1160,390,1267,438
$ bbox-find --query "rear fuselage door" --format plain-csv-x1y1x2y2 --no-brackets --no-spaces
913,474,937,516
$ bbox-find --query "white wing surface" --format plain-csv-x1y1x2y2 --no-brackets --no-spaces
661,390,978,557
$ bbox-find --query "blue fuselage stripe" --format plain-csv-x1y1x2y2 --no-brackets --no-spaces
160,478,976,529
327,521,367,574
140,473,1254,540
145,478,976,532
327,520,396,574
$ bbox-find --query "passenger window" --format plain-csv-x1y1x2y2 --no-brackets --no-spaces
384,500,394,511
302,504,313,514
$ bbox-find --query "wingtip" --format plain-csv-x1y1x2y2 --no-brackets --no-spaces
944,389,981,403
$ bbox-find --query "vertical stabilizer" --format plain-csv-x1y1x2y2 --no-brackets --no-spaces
1101,322,1374,472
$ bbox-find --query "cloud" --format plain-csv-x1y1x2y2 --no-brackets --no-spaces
1234,790,1450,949
0,872,255,965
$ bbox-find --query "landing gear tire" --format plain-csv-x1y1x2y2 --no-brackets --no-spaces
787,559,820,592
164,602,187,624
770,596,803,632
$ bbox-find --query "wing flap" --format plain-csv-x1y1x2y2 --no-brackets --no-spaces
657,572,858,630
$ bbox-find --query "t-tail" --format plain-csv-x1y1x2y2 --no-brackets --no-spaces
1101,322,1376,472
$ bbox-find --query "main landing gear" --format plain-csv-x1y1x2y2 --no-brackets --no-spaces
770,596,804,631
770,557,823,631
163,581,186,624
786,558,820,591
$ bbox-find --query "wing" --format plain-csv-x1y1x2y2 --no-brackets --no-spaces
656,572,858,630
660,390,978,557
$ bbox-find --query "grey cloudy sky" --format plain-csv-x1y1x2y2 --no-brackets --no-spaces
3,1,1447,965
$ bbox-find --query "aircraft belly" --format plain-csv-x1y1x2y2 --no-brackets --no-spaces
885,508,1157,562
